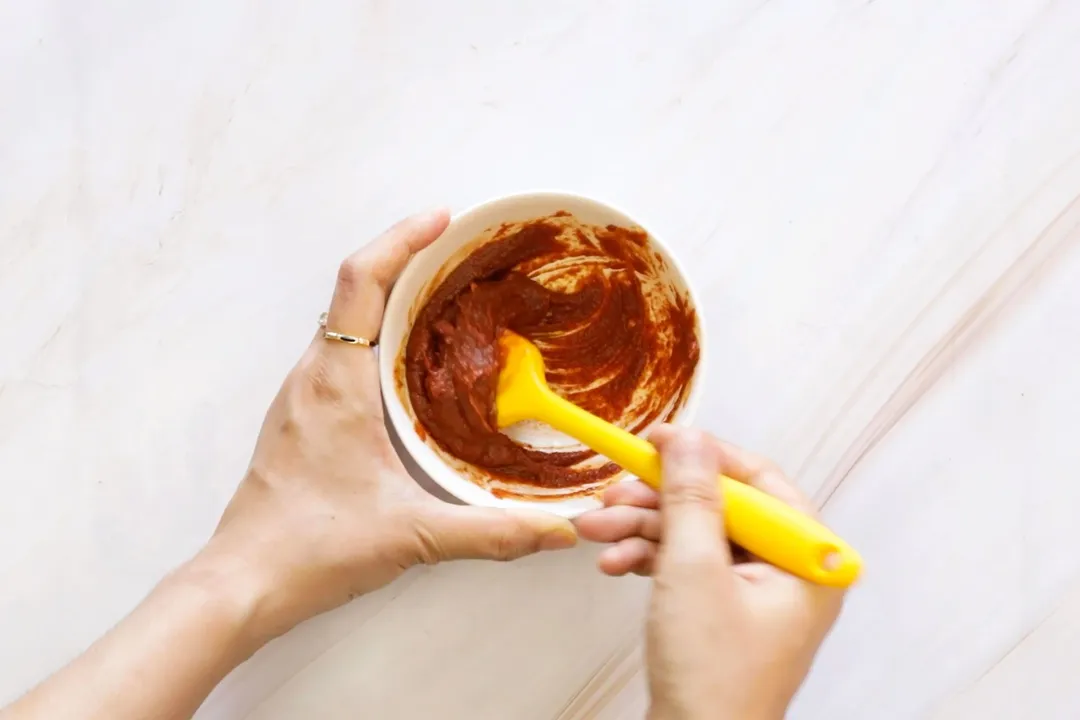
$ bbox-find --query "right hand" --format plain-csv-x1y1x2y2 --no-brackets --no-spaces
576,426,845,720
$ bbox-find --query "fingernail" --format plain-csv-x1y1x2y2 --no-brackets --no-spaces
662,430,721,474
539,527,578,551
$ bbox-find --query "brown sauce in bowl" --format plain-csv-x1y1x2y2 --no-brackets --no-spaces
402,212,699,494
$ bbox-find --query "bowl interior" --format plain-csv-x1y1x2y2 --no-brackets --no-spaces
379,192,706,518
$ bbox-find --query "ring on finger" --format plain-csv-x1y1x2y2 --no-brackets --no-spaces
318,311,377,347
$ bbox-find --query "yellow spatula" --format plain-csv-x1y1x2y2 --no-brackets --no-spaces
495,331,862,587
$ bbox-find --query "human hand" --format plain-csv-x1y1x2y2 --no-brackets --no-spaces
576,427,844,720
206,210,578,642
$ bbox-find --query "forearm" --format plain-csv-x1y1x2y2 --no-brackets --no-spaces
648,702,784,720
2,546,269,720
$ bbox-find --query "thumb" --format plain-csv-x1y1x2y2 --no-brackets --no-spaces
652,426,731,567
413,505,578,563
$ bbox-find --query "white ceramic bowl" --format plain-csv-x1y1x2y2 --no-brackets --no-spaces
379,191,707,518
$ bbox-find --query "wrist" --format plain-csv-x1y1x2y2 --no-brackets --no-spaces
648,700,785,720
172,539,283,657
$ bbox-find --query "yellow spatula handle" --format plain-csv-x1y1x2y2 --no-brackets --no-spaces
532,391,861,587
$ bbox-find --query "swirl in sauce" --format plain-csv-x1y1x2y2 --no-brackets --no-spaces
402,212,699,496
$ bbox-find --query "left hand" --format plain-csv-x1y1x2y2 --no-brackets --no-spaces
207,210,578,641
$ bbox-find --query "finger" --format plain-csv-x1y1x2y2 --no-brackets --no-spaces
704,438,821,570
713,439,816,516
602,480,660,509
574,505,662,543
598,537,657,577
650,426,730,567
411,505,577,563
715,439,843,602
326,209,450,340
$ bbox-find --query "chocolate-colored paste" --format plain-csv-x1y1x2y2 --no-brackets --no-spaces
403,213,699,490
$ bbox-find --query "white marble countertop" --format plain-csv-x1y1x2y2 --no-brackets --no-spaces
4,1,1080,717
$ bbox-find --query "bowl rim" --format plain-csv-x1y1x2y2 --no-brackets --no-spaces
378,190,708,518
